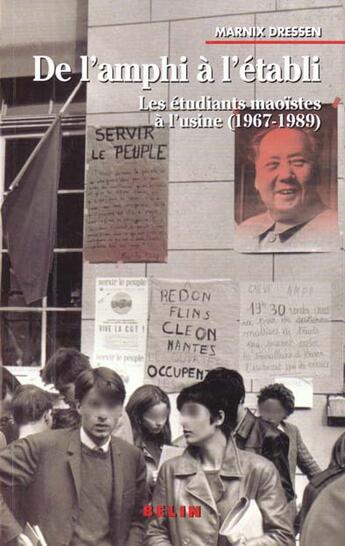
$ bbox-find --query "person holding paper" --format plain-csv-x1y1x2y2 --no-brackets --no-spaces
1,386,53,544
146,379,294,546
126,384,172,497
0,367,147,546
201,368,295,505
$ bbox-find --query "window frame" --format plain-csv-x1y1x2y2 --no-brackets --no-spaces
0,114,85,376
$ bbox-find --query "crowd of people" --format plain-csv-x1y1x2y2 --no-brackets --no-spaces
0,349,344,545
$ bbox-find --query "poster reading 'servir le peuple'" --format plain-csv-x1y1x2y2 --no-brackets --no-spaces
0,2,345,546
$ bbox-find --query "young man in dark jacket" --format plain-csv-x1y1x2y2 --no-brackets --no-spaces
0,367,147,546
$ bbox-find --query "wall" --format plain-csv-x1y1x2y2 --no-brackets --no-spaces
83,0,345,480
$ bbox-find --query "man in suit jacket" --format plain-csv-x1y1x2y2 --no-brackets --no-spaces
41,348,134,444
257,384,320,491
0,367,147,546
257,383,320,533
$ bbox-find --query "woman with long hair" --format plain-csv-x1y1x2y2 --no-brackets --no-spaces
126,385,171,496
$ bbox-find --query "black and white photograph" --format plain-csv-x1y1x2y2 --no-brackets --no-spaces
0,2,345,546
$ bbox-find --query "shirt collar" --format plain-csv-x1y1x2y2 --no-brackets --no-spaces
233,408,256,439
80,427,111,453
253,195,328,239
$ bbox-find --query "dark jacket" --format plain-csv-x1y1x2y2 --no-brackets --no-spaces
237,410,295,502
0,428,147,546
146,437,294,546
234,408,259,450
281,422,320,488
300,473,345,546
298,465,345,529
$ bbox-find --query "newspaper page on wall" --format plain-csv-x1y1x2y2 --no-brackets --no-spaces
94,277,148,393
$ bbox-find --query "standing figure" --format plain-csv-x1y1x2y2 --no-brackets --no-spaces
300,473,345,546
127,384,171,497
146,379,294,546
299,431,345,530
257,383,320,528
41,347,133,442
0,366,147,546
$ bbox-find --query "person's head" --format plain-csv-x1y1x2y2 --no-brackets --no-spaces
204,367,246,420
12,385,53,433
75,367,125,446
177,380,237,447
126,385,171,445
257,383,295,426
329,432,345,469
41,348,91,404
0,367,21,418
252,127,319,223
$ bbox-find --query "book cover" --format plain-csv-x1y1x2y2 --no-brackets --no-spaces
0,2,344,546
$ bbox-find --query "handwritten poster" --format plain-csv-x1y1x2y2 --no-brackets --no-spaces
84,126,168,263
146,279,239,393
240,282,331,377
94,278,148,394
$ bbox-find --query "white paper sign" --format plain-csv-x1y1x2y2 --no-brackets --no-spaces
94,278,148,394
240,282,331,377
146,278,239,392
275,377,313,408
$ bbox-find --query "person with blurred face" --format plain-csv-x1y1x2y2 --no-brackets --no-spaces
258,384,320,532
236,127,339,251
126,385,171,497
146,380,294,546
0,367,147,546
41,347,133,443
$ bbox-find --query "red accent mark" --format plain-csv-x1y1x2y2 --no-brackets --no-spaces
206,40,345,45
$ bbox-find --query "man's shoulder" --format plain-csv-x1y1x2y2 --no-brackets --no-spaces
235,213,272,248
237,212,269,232
111,435,142,458
314,206,338,221
21,427,78,448
307,206,339,234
